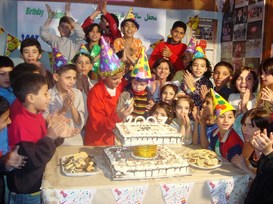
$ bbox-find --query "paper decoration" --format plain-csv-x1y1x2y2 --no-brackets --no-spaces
5,33,20,56
206,175,250,204
111,185,148,204
42,188,96,204
160,182,194,204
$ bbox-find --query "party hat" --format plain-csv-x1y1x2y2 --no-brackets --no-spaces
185,37,196,54
77,44,90,55
130,47,152,81
52,47,68,71
121,8,139,29
211,89,235,119
98,36,124,77
193,39,207,59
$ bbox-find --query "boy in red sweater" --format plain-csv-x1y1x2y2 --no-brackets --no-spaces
149,21,187,72
85,37,133,146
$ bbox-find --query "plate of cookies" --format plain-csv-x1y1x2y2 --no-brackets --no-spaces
61,152,100,176
184,149,222,169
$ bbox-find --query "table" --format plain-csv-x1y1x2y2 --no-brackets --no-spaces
41,145,250,204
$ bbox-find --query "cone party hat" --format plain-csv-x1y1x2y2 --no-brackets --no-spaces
52,47,68,72
122,8,139,29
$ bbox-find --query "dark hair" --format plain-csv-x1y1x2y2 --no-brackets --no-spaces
214,61,234,74
187,57,212,79
101,13,119,27
59,16,74,25
20,38,42,54
72,53,93,64
241,108,271,133
0,96,10,115
0,56,14,69
12,73,47,103
175,95,194,113
10,63,41,86
55,64,78,76
121,19,139,30
172,21,187,32
149,101,174,124
160,84,179,97
230,66,259,93
259,57,273,76
84,23,103,43
152,58,174,81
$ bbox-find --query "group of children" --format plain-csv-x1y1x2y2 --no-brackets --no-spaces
0,1,273,203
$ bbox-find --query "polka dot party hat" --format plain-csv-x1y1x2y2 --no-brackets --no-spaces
130,47,152,81
211,89,235,119
98,36,124,77
52,47,68,72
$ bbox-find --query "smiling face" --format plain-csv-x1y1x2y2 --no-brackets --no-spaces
170,27,185,44
54,70,77,93
21,45,41,63
161,86,176,105
216,111,235,133
58,22,72,38
241,116,259,142
261,70,273,87
154,62,171,81
213,66,231,90
75,55,92,76
87,25,102,43
235,70,254,94
191,58,208,78
0,67,13,88
121,21,138,38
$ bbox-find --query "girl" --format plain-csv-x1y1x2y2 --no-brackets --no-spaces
149,101,174,124
160,83,179,105
150,58,175,102
170,95,194,145
84,23,103,80
180,57,213,108
228,66,259,115
232,108,270,179
256,57,273,114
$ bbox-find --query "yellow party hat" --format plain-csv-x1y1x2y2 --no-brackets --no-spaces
121,8,139,29
211,89,235,118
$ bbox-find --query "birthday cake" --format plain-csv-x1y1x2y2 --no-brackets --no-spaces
104,145,190,180
114,121,182,146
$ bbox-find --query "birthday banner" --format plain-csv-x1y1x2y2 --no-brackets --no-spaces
17,1,166,54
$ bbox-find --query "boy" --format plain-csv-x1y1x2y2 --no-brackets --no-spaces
149,21,187,72
113,8,142,71
85,36,133,146
7,73,77,203
212,61,233,100
40,3,85,60
20,38,55,89
208,89,243,161
118,47,152,118
0,56,16,105
43,64,86,146
81,1,121,46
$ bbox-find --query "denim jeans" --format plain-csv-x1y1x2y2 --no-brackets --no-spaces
9,191,41,204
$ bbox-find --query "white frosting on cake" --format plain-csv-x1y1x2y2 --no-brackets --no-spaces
115,123,182,146
104,145,190,180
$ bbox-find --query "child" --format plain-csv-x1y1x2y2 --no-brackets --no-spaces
7,73,77,203
149,21,187,72
0,56,16,105
43,63,86,146
170,95,194,145
85,36,133,146
212,61,233,100
244,126,273,203
81,1,121,46
149,101,174,124
193,91,218,147
113,8,142,71
228,66,258,115
72,45,97,95
257,57,273,114
180,57,213,108
84,23,103,80
40,3,85,60
231,108,270,179
20,38,55,88
160,83,179,105
150,58,175,102
208,89,243,161
118,47,152,118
